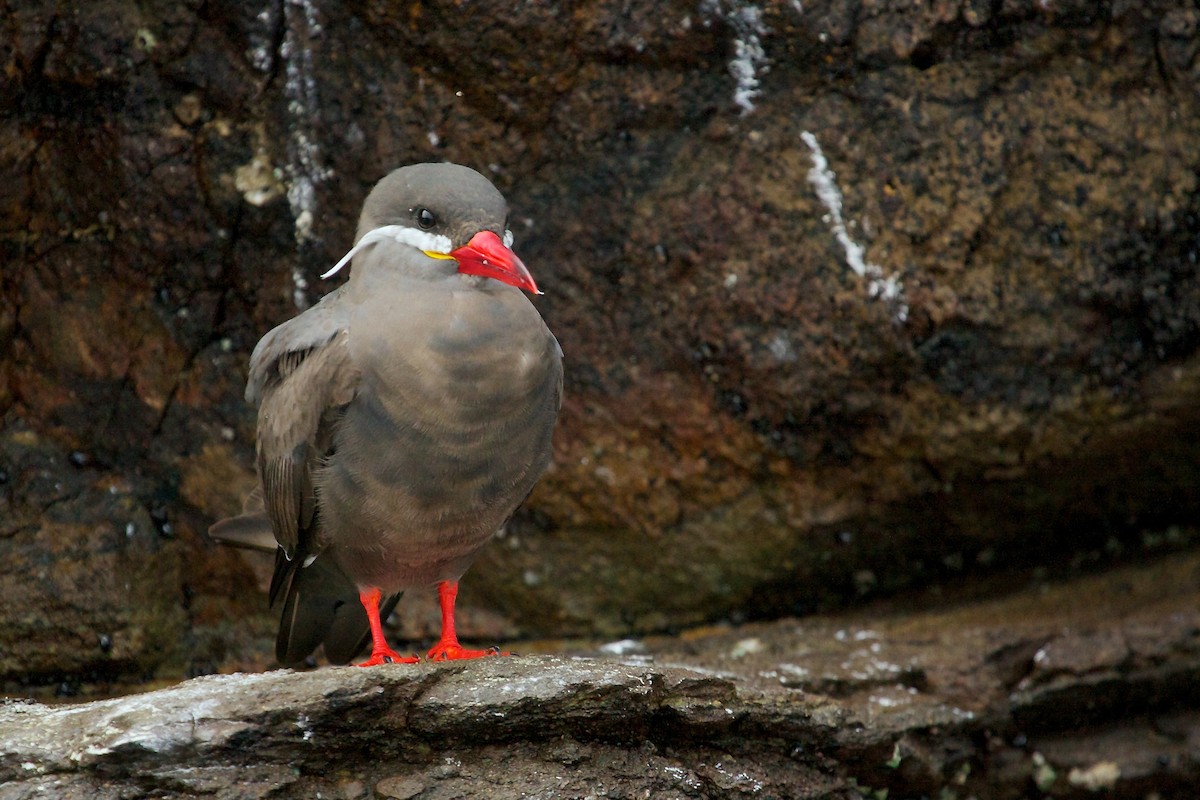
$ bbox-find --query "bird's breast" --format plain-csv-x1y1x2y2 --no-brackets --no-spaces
315,284,560,589
357,287,553,417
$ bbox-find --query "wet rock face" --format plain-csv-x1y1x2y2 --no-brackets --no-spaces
0,422,185,689
2,0,1200,685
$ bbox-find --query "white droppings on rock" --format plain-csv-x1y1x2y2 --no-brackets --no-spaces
291,264,310,310
248,8,277,73
800,130,908,323
279,0,334,308
701,0,769,115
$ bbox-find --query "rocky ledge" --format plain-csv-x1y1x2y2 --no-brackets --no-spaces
3,550,1197,799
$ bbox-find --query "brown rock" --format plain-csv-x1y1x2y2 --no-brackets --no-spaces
0,423,185,687
0,0,1199,687
375,776,426,799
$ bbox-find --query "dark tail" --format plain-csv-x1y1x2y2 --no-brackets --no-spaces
274,552,403,666
210,493,403,666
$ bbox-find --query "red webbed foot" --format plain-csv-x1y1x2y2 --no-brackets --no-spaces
357,647,420,667
356,587,418,667
426,581,510,661
427,641,509,661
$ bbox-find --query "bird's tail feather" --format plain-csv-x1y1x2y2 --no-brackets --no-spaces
207,513,277,551
275,553,403,666
207,487,275,551
211,488,404,666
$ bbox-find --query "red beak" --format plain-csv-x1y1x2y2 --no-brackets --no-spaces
449,231,540,295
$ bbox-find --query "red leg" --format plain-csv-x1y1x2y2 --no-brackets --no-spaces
426,581,508,661
356,587,418,667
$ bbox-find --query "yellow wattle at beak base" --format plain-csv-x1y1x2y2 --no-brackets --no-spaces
423,250,455,260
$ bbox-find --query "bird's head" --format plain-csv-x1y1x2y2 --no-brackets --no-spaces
321,163,540,295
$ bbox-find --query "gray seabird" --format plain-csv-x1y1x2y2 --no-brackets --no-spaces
211,163,562,666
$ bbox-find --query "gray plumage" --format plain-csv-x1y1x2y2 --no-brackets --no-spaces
211,163,562,665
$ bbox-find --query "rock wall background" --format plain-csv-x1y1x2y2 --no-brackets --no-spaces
2,0,1199,688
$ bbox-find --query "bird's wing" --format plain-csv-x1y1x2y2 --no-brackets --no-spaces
245,288,407,666
248,288,360,572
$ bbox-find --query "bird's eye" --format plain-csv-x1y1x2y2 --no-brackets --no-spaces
415,208,437,230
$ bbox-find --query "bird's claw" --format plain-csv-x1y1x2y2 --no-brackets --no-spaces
357,647,420,667
426,641,510,661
